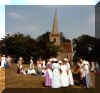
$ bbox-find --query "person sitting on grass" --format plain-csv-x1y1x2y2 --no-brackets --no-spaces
17,57,26,75
27,58,37,75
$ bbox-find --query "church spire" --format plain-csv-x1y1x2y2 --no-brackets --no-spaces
49,8,61,46
52,8,59,34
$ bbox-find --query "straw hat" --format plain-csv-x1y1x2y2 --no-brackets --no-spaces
49,58,53,62
64,58,69,62
19,57,23,61
58,60,62,64
52,58,58,62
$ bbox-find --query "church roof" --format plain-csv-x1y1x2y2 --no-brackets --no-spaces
61,42,73,53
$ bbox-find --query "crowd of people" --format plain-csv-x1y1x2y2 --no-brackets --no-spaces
0,54,97,88
44,58,74,88
16,56,95,88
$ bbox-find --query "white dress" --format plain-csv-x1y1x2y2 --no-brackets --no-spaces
1,57,6,68
28,62,36,74
60,64,69,87
66,63,74,86
91,62,95,72
42,61,46,68
52,63,61,88
83,61,91,88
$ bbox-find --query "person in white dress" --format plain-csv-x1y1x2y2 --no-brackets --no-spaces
42,60,46,68
52,58,61,88
60,60,69,87
17,57,26,75
1,55,7,68
27,58,36,75
64,58,74,86
90,62,95,72
82,60,91,88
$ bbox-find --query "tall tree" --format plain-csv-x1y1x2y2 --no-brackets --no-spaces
72,35,96,62
0,32,61,63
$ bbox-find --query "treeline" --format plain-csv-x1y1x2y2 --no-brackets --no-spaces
0,32,61,63
0,32,98,64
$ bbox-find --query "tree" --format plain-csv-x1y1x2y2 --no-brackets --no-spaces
72,35,96,62
0,32,61,63
37,32,61,59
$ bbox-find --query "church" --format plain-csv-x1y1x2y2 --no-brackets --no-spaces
49,9,73,61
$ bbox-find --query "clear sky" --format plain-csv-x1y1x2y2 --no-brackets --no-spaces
0,0,100,39
6,5,95,40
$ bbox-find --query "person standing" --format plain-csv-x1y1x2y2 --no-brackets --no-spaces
1,54,7,69
45,59,53,87
64,58,74,86
60,60,69,87
90,61,95,72
83,60,91,88
52,58,61,88
7,56,12,68
37,58,43,74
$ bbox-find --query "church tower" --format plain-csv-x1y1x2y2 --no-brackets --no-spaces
49,9,61,46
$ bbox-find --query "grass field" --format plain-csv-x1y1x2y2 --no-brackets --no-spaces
0,63,95,91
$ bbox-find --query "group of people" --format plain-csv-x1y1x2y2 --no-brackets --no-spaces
74,59,92,88
16,57,74,88
44,58,74,88
0,54,96,88
0,54,12,70
17,57,36,75
16,56,94,88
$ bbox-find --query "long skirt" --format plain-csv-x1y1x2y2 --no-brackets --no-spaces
61,71,69,87
86,72,91,88
68,70,74,86
45,70,52,87
1,61,5,68
52,69,61,88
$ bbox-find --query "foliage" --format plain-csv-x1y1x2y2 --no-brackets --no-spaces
0,32,60,63
72,34,96,62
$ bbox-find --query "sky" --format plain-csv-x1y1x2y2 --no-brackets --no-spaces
6,5,95,40
0,0,100,40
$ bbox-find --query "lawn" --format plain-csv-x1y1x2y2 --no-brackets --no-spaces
5,63,95,88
